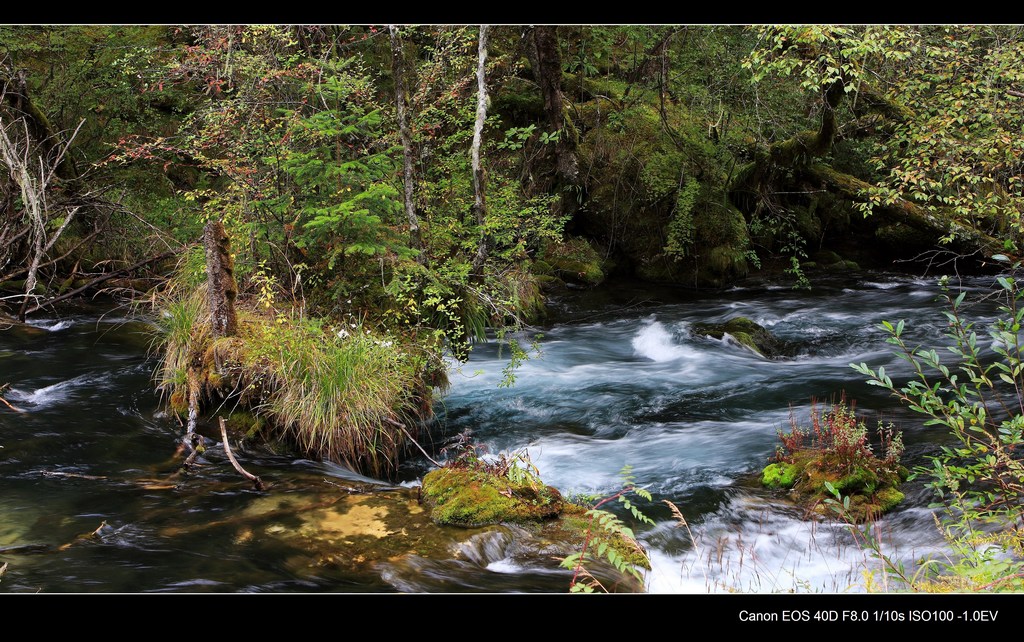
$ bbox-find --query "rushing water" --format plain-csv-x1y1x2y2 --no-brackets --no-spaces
0,271,1010,592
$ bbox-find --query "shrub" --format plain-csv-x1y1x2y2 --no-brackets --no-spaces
852,259,1024,590
765,397,906,523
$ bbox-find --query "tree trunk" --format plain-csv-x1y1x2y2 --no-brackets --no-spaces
804,163,1002,256
388,25,424,265
203,220,238,338
2,66,80,184
470,25,490,276
730,79,847,215
525,26,578,188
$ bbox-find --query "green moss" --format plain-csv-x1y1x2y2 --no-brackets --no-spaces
776,447,905,523
832,466,880,495
421,468,563,527
762,462,800,489
223,410,268,439
693,316,788,359
707,245,749,278
540,237,606,287
531,259,554,276
874,487,905,512
533,274,568,294
812,250,843,265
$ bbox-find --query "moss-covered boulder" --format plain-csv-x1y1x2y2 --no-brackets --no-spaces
539,237,607,287
692,316,789,359
421,467,564,527
760,448,908,523
419,463,650,591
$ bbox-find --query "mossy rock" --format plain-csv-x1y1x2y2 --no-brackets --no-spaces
762,462,800,489
540,237,606,287
419,465,651,589
531,259,555,277
556,503,651,572
692,316,789,359
875,487,905,513
421,468,564,527
532,274,569,294
811,250,844,266
768,447,905,523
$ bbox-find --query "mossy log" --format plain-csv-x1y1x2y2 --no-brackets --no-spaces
803,163,1002,257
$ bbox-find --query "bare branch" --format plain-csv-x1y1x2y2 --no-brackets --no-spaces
219,417,266,491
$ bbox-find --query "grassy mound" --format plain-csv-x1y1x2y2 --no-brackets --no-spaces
153,278,444,478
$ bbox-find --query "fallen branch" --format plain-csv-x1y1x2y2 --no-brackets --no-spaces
24,250,175,316
219,417,265,491
0,394,23,413
41,470,106,481
56,520,107,551
383,416,442,468
0,543,50,554
178,373,200,470
0,383,22,412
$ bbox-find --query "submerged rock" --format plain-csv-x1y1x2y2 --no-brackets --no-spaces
205,478,644,592
692,316,788,359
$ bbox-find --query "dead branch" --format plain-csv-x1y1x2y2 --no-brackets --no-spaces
24,250,175,315
382,416,442,468
40,470,106,480
0,393,23,412
0,114,86,321
219,417,265,491
56,520,107,551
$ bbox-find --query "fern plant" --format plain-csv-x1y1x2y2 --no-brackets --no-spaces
561,466,654,593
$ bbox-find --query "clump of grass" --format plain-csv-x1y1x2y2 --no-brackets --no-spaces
151,260,211,413
150,254,444,478
248,313,429,477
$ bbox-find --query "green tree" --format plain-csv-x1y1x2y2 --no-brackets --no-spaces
741,25,1022,259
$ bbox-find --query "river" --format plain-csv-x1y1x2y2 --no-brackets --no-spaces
0,270,1006,592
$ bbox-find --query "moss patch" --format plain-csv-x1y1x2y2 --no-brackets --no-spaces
540,237,606,287
421,468,563,527
762,462,800,489
764,447,905,523
693,316,789,359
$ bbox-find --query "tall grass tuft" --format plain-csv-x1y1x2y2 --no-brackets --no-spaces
249,314,427,477
151,260,440,477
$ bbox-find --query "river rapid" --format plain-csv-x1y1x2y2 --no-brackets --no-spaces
0,270,1007,592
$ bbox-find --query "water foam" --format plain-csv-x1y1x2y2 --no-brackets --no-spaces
26,319,74,332
631,321,698,363
7,372,113,409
